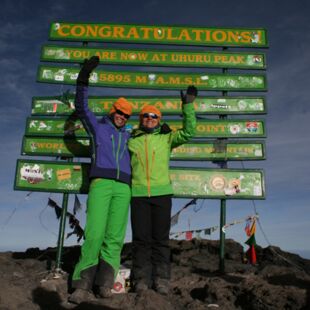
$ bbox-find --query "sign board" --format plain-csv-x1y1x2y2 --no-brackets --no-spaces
15,160,265,199
32,95,266,115
41,45,266,69
49,23,268,47
25,117,266,138
171,141,265,160
22,136,91,157
37,65,267,91
22,137,265,160
170,167,265,199
14,160,90,193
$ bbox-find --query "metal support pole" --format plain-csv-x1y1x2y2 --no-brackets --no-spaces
55,191,69,271
219,51,228,273
219,198,226,272
54,40,87,272
219,159,227,272
55,156,72,271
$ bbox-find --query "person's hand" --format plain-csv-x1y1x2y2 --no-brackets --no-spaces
76,56,100,86
180,85,198,104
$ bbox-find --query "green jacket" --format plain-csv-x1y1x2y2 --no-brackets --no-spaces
128,103,196,197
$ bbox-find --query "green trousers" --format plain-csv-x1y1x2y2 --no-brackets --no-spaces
72,178,131,289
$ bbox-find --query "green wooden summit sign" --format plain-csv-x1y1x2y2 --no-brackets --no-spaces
22,136,265,160
171,141,265,161
15,160,265,199
16,20,269,273
41,45,266,69
22,136,91,157
32,95,266,115
15,159,90,193
37,65,267,91
25,117,266,138
170,167,265,199
49,22,267,47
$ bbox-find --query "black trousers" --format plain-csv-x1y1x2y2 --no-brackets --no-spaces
130,195,172,286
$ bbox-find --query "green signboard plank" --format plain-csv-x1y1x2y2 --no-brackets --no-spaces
41,45,266,69
15,160,265,199
171,141,265,160
15,159,90,194
37,65,267,91
32,95,267,116
25,117,266,138
170,167,265,199
49,22,268,47
22,137,265,160
22,136,91,157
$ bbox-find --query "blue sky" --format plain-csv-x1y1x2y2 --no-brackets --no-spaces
0,0,310,259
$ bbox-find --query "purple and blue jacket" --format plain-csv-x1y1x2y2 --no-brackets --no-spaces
75,86,131,185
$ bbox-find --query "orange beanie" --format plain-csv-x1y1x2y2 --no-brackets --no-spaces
109,97,132,116
139,105,162,118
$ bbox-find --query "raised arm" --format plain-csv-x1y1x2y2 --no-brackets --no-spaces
74,56,100,135
170,85,197,148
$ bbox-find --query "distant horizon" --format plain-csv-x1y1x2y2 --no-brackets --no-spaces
1,240,310,260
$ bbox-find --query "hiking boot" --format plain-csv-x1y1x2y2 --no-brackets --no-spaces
154,278,169,295
68,288,90,304
134,282,148,294
98,286,113,298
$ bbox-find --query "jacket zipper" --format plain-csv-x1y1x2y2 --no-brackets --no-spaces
150,150,155,175
116,132,122,179
145,135,151,197
111,134,119,179
111,135,115,159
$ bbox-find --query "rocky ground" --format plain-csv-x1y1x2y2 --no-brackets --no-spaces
0,239,309,309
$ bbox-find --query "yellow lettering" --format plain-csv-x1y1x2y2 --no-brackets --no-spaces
191,29,204,41
140,27,153,39
113,26,125,38
166,28,179,40
137,53,148,61
178,29,191,41
241,31,252,43
168,76,180,84
99,100,113,110
86,25,98,37
212,30,227,42
165,100,179,110
227,31,240,43
71,25,85,37
135,75,148,83
120,52,128,60
151,54,160,61
98,26,112,38
57,25,70,37
154,28,166,39
155,77,166,84
126,27,139,39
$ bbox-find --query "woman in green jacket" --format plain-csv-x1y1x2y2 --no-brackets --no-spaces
128,86,197,294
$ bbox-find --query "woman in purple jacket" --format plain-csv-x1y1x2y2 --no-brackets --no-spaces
69,57,132,304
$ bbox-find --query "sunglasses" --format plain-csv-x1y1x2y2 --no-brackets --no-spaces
115,109,130,119
142,113,159,119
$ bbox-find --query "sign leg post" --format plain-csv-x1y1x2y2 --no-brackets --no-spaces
219,198,226,272
55,191,69,272
219,63,228,273
55,157,72,272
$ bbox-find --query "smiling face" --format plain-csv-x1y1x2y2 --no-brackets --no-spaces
141,113,160,129
113,110,129,128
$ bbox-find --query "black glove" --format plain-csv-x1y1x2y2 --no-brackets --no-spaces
76,56,100,86
180,85,198,104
